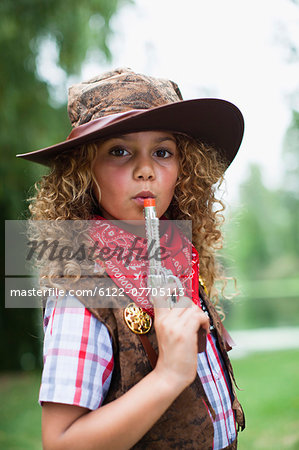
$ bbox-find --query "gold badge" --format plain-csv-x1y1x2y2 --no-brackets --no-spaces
124,303,152,335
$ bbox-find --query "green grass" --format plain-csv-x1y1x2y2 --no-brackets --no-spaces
0,350,298,449
0,371,41,450
233,349,299,449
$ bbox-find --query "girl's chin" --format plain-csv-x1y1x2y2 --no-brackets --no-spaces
119,212,147,224
112,218,147,238
98,207,141,221
99,203,164,221
100,211,145,222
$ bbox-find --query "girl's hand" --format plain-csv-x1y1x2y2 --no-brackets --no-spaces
151,286,210,394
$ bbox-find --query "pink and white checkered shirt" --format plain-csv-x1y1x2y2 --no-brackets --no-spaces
39,294,236,449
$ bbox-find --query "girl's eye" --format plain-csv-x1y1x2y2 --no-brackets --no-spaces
154,148,172,158
109,146,129,157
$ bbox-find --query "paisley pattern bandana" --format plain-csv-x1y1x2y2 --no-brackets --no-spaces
90,216,202,317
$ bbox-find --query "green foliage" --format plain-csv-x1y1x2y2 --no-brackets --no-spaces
0,371,41,449
283,110,299,197
224,162,299,282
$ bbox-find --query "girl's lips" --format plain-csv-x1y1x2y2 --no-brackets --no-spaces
133,196,155,206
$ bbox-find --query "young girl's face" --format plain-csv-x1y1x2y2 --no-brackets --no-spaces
93,131,179,221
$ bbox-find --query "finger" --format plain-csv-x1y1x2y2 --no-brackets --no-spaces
180,304,210,333
173,296,193,311
197,310,210,334
151,283,178,309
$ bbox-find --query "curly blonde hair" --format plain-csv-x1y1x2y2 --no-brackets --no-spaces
29,134,227,303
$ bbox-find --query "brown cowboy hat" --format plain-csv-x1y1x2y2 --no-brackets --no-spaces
17,67,244,168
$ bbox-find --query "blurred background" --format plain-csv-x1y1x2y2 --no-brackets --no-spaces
1,0,298,448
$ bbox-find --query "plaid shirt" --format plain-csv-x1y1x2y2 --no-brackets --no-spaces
39,295,113,410
39,294,236,449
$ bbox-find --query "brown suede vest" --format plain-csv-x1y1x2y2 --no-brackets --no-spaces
77,283,245,450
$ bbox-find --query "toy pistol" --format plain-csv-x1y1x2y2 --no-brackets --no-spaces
143,198,182,309
143,198,207,353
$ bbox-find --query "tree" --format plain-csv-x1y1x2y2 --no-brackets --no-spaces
281,110,299,255
225,160,299,282
223,159,299,329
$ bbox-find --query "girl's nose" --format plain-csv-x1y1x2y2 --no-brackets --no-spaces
133,156,156,181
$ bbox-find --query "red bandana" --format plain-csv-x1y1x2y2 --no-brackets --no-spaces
90,216,202,316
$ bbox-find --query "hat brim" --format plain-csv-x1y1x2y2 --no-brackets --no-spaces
17,99,244,168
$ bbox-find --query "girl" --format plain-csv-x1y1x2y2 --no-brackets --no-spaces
18,67,245,449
